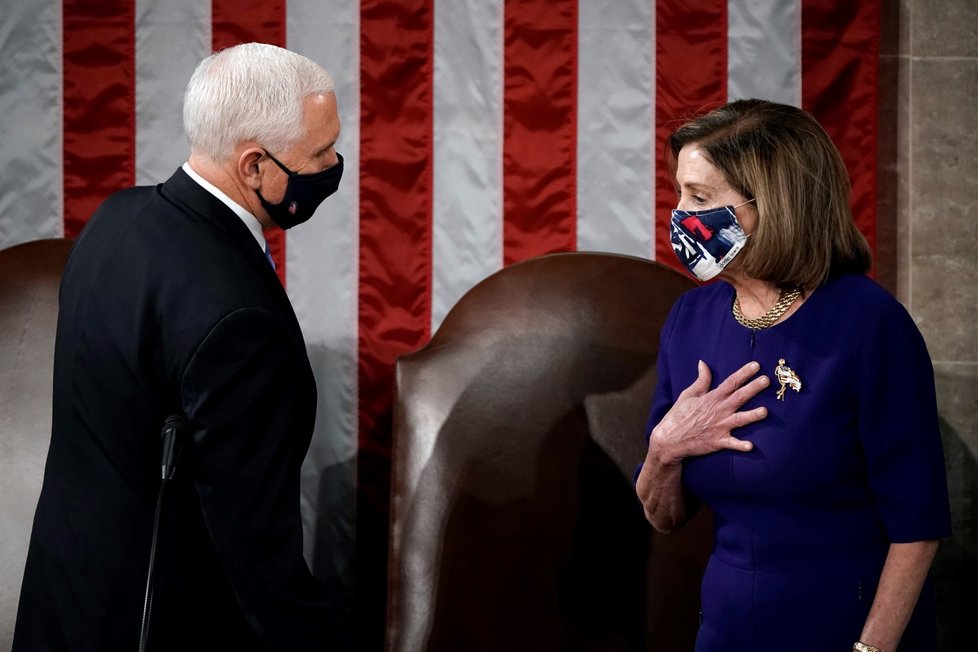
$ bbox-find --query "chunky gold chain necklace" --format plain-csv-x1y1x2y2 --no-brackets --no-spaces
732,286,803,330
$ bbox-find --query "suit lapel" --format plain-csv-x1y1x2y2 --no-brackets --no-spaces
158,168,304,341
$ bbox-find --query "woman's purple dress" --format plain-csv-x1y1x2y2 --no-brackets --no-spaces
645,274,951,651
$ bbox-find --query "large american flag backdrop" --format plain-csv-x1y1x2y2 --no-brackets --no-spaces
1,0,878,642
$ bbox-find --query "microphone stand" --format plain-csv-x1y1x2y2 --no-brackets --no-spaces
138,414,186,652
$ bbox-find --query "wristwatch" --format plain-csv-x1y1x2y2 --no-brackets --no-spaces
853,642,882,652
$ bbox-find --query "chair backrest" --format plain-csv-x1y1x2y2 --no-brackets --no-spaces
386,252,713,652
0,238,72,649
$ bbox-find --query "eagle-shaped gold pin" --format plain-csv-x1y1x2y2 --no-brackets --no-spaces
774,358,802,401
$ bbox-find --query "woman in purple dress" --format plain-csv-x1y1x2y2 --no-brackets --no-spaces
636,100,951,652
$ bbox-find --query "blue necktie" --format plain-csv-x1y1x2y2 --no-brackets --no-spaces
263,242,276,270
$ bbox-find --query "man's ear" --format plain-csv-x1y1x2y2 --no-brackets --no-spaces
238,147,266,190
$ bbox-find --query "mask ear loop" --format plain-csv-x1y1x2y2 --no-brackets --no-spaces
731,197,756,240
719,198,755,243
262,150,297,177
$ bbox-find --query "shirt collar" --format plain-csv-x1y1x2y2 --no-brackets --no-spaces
182,162,266,251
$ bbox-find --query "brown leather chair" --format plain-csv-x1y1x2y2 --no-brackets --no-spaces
0,238,72,650
387,252,714,652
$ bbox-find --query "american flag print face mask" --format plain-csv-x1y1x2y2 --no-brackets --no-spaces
669,199,753,281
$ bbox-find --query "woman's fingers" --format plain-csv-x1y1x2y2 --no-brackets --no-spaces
683,361,769,408
728,374,770,408
716,360,763,396
726,405,768,429
693,359,713,394
719,435,754,452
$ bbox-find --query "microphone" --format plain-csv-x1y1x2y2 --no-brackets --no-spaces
142,413,187,652
160,414,186,480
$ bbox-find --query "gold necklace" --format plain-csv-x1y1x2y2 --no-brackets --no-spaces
732,286,803,330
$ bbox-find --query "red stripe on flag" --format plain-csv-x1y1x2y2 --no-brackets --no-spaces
211,0,288,283
357,3,434,642
502,0,577,265
653,0,728,272
802,0,879,258
357,1,434,468
62,0,136,239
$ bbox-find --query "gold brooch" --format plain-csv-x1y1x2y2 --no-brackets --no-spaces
774,358,802,400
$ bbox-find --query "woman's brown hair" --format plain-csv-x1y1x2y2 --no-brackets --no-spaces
667,99,872,289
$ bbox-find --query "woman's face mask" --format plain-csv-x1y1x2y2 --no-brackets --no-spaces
669,199,754,281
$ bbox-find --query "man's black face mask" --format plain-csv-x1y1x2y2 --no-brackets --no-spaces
257,151,344,230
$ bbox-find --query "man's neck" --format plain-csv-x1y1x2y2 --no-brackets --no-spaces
182,158,267,249
186,154,249,206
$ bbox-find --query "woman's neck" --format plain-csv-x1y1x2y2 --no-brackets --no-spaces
722,270,805,322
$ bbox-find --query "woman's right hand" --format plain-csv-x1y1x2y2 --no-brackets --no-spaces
636,360,769,531
651,359,769,464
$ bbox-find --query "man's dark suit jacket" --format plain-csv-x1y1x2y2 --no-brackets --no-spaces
13,169,332,651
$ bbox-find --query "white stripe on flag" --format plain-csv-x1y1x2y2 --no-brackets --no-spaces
577,0,655,259
0,0,62,246
135,0,210,186
431,0,505,332
287,0,361,571
727,0,802,106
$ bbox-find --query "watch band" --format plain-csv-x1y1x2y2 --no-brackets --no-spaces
853,642,882,652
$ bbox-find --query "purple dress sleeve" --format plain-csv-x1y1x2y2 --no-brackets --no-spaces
854,288,952,541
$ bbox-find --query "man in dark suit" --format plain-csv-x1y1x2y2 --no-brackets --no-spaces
13,42,345,651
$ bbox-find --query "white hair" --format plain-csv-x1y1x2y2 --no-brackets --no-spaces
183,42,334,163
